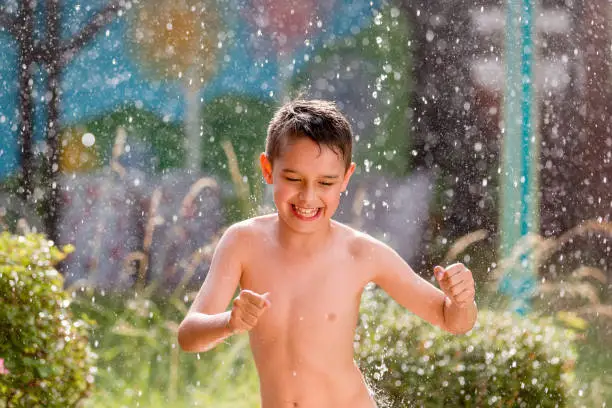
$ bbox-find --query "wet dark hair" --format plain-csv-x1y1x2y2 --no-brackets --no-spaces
265,99,353,170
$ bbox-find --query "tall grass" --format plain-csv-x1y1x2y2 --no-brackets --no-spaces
61,136,263,407
70,290,260,408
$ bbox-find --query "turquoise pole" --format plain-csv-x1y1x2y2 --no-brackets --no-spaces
499,0,539,314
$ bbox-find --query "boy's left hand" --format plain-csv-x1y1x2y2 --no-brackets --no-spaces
434,263,475,308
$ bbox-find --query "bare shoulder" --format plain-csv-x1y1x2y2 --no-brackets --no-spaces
331,220,390,260
233,213,277,234
221,213,277,248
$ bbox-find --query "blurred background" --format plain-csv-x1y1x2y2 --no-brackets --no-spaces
0,0,610,406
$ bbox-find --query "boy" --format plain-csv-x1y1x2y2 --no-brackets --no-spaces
178,99,477,408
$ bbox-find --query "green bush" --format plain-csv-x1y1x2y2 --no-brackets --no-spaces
355,288,577,407
0,233,97,407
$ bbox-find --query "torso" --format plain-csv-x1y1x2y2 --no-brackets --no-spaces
239,215,378,408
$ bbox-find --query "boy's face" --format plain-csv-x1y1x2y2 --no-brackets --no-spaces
260,137,355,233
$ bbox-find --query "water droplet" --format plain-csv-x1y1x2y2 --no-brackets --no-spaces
81,133,95,147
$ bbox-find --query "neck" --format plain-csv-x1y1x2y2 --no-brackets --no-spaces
275,215,333,254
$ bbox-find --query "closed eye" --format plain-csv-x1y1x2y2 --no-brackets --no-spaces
285,177,300,182
319,182,334,186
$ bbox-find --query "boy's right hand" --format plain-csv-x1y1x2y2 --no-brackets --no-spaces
228,290,271,333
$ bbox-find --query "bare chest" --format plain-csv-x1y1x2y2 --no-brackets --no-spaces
240,248,370,331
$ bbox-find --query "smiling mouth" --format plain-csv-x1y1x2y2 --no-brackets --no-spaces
291,204,322,220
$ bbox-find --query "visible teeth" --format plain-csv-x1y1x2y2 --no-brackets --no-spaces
294,206,318,217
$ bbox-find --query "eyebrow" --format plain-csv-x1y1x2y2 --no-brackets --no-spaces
281,168,340,179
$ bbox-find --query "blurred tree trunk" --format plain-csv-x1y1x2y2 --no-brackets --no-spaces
14,1,36,200
0,0,128,242
44,0,62,243
540,0,612,236
185,73,202,171
577,0,612,222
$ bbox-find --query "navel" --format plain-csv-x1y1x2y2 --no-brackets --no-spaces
326,312,337,321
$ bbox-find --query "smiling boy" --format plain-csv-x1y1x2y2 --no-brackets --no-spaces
177,99,477,408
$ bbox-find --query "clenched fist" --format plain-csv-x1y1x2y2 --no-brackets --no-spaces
228,290,271,333
434,263,475,309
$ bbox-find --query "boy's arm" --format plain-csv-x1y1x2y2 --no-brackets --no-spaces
369,239,477,335
177,224,244,352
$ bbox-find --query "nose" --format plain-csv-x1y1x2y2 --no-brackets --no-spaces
298,184,316,203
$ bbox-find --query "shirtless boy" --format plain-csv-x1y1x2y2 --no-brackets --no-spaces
178,99,477,408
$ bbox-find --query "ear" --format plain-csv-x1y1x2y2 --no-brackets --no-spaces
340,162,356,192
259,153,273,184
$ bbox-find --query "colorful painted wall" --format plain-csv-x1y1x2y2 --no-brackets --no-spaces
0,0,412,181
